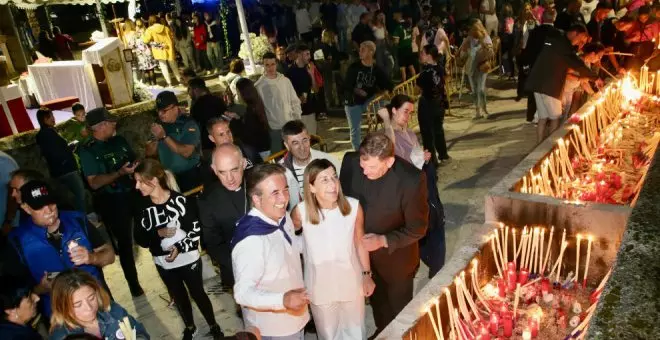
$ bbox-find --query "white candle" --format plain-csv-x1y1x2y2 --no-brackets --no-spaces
471,260,492,313
583,235,594,286
575,234,582,283
526,227,534,269
427,304,442,340
494,230,505,277
512,228,518,268
460,273,481,321
555,241,568,282
454,278,472,322
491,235,503,278
513,283,521,317
504,226,509,266
539,229,545,275
542,226,555,274
520,230,528,269
434,300,445,340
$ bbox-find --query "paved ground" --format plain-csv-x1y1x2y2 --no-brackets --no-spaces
102,76,538,339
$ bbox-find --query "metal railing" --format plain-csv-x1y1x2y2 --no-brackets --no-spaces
366,74,421,132
182,135,326,197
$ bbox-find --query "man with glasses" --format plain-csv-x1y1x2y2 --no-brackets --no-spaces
147,91,202,193
79,107,144,297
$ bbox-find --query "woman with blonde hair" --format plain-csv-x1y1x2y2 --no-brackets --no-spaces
290,159,374,339
132,159,224,340
49,269,148,340
458,19,494,119
143,14,181,87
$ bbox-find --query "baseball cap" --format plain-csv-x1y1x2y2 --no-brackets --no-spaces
85,107,117,127
20,180,57,210
155,91,179,111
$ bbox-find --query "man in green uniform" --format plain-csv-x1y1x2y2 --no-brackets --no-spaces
78,108,144,297
147,91,202,193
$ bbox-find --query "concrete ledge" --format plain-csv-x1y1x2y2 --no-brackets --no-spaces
588,146,660,339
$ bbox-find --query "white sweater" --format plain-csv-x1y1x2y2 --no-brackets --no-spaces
255,73,302,130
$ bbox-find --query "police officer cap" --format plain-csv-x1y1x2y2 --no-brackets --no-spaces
86,107,117,127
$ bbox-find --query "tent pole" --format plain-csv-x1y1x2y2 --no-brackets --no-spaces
235,0,255,73
94,0,109,36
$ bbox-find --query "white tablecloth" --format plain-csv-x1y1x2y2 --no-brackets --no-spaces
27,60,103,110
82,38,122,66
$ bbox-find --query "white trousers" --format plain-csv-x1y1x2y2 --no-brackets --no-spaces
158,59,181,86
300,114,317,136
310,299,365,340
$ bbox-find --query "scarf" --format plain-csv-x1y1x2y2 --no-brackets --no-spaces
230,214,291,251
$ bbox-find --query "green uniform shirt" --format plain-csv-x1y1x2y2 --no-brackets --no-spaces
157,116,201,174
79,135,136,194
393,24,413,50
60,118,91,145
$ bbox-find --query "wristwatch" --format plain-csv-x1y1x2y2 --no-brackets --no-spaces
362,271,373,277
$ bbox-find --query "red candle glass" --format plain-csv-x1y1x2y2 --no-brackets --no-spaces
502,311,513,337
507,269,517,292
541,278,551,295
529,316,540,338
478,325,491,340
507,261,516,272
518,268,529,285
489,312,499,335
498,278,507,298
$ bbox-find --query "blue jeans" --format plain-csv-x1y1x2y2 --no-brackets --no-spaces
262,330,304,340
468,71,488,111
344,103,368,150
58,171,86,212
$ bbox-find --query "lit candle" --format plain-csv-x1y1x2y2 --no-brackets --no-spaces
490,235,503,279
522,328,532,340
583,235,593,288
539,229,545,275
575,234,582,283
478,325,491,340
489,312,499,335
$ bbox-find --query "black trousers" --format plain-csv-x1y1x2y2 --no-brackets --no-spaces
156,259,217,329
210,245,234,288
418,96,449,165
371,267,415,334
95,192,141,293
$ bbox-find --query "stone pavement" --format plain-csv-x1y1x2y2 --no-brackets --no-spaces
101,77,538,339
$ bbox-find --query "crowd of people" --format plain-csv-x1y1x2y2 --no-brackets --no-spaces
6,0,660,339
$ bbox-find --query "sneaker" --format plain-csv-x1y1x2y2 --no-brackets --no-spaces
206,324,225,340
182,326,197,340
130,286,145,298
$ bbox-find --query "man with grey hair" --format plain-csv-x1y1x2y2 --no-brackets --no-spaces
198,143,253,290
78,107,144,297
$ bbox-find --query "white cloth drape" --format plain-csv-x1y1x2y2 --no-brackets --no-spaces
28,61,103,110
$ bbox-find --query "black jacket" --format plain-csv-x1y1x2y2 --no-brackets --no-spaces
554,11,586,32
525,32,598,99
0,321,42,340
36,126,78,177
344,61,393,106
521,24,562,68
198,180,249,267
339,152,428,281
191,93,227,151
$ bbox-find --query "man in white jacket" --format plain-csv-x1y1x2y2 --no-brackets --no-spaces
256,52,302,154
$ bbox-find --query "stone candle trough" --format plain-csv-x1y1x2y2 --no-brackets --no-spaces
375,77,660,339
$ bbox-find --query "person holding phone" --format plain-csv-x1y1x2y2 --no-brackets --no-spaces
133,159,225,340
5,180,115,318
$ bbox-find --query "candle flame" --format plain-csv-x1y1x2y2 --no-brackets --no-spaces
577,234,581,240
588,235,594,242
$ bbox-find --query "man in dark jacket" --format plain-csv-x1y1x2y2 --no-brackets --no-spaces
198,144,251,290
339,132,428,337
554,0,586,31
525,24,598,143
188,77,227,155
521,9,561,123
35,108,86,213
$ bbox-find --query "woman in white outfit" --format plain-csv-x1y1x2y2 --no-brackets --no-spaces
291,159,375,340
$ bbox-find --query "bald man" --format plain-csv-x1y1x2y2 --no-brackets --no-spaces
198,144,251,290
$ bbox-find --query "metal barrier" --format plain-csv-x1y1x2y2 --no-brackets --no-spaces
182,135,327,197
366,74,421,132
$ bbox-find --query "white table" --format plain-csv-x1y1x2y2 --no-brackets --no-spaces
27,60,103,110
